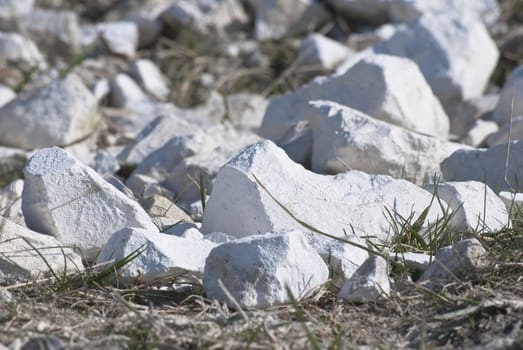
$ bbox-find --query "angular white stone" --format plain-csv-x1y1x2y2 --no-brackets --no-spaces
129,125,260,201
389,251,432,274
486,116,523,147
440,141,523,192
16,9,81,57
0,85,15,108
298,33,354,71
0,179,24,225
418,238,489,287
201,140,446,244
388,0,500,27
260,53,450,141
22,147,158,257
255,0,329,40
498,191,523,219
492,65,523,126
375,12,499,116
203,230,329,308
325,0,389,24
0,32,45,68
97,227,216,281
129,59,169,100
425,181,510,233
0,0,34,16
452,94,499,137
347,23,397,51
338,255,390,302
309,101,464,184
109,73,151,108
462,120,499,146
81,22,138,58
225,93,268,131
0,74,100,150
0,217,83,277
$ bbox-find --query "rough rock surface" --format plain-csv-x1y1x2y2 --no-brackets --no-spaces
22,147,158,257
486,116,523,147
97,227,216,281
0,32,45,68
201,140,446,244
440,141,523,192
203,230,329,308
492,65,523,126
0,74,100,150
128,59,169,100
424,181,510,233
338,255,390,302
260,54,450,141
298,33,354,71
375,12,499,116
309,101,465,184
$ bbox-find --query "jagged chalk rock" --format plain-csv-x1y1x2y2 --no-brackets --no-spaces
298,33,354,71
324,0,389,24
89,150,120,178
255,0,330,40
462,120,499,146
81,22,138,58
452,94,499,137
309,101,465,184
492,66,523,126
97,227,216,281
201,140,446,244
486,116,523,147
16,9,81,57
389,0,500,27
165,222,202,239
129,59,169,100
0,74,99,150
418,238,489,287
375,12,499,116
0,85,15,108
0,217,83,278
225,93,268,131
0,179,24,225
128,125,260,201
498,191,523,219
22,147,158,257
425,181,510,233
389,252,432,275
140,194,192,223
203,230,329,308
260,54,450,141
0,0,34,17
347,23,397,51
440,141,523,192
276,120,313,167
109,73,152,108
0,146,26,188
338,255,390,302
0,32,45,68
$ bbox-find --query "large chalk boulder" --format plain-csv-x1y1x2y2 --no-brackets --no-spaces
201,140,446,244
0,74,100,150
375,12,499,118
22,147,158,257
203,230,329,308
260,54,450,141
309,101,466,184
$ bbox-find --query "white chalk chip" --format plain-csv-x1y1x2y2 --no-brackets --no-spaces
0,74,100,150
338,255,390,303
203,230,329,309
97,227,216,281
22,147,158,257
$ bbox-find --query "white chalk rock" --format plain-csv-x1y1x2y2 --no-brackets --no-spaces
498,191,523,219
347,23,397,51
0,179,24,225
260,53,449,141
452,94,499,137
338,255,390,302
225,93,268,131
0,217,83,277
16,9,81,57
309,101,465,184
0,0,34,17
462,120,499,146
389,251,432,274
425,181,510,233
22,147,158,257
298,33,354,71
0,74,100,150
0,85,15,108
129,59,169,100
418,238,489,287
109,73,151,108
203,230,329,308
97,227,216,281
201,140,446,244
389,0,500,27
81,22,138,58
375,12,499,116
440,141,523,192
486,116,523,147
324,0,389,24
128,125,260,201
0,32,45,68
492,66,523,126
255,0,330,40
